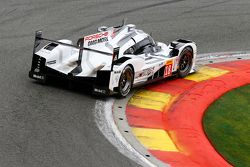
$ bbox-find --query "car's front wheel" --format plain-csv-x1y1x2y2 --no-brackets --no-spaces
177,47,193,78
117,65,134,97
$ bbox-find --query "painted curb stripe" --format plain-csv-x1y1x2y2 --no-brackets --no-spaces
149,150,199,167
184,66,229,82
208,60,250,72
126,105,165,129
128,90,172,111
145,79,196,95
132,127,179,152
125,60,250,166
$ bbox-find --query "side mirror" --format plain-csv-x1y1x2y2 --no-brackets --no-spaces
97,26,108,32
170,42,178,48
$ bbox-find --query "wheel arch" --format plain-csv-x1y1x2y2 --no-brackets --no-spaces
127,64,135,85
177,45,194,78
179,45,194,57
185,46,193,55
127,64,135,75
116,64,134,97
173,39,197,59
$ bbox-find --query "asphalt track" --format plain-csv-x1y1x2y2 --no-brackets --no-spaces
1,0,250,166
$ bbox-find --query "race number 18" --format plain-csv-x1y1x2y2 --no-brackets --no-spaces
164,60,173,77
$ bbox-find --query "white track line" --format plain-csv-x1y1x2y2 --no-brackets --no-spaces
95,98,157,167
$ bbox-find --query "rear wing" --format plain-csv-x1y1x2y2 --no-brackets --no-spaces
33,31,113,56
33,31,119,70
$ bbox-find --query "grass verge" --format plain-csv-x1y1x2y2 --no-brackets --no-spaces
203,84,250,167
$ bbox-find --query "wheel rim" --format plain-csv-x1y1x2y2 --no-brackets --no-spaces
179,52,192,72
120,69,132,95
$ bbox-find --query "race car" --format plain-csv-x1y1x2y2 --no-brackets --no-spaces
29,22,197,97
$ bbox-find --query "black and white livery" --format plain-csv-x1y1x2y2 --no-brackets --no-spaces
29,23,197,97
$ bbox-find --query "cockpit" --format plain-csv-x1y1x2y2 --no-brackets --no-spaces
124,36,157,55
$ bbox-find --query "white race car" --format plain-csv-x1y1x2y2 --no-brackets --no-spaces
29,22,197,97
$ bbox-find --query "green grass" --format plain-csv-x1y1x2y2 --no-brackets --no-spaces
203,84,250,167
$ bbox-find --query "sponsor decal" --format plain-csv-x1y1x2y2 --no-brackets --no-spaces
84,31,109,46
136,67,155,79
174,58,179,70
47,60,56,65
94,88,106,94
164,60,173,77
84,31,109,41
114,70,121,74
87,37,108,46
33,74,44,80
144,67,154,76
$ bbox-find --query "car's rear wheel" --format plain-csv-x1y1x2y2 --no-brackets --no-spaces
118,66,134,97
177,47,193,78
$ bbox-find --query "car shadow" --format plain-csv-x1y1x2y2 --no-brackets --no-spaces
32,76,111,100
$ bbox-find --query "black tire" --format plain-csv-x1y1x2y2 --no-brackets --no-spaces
117,65,134,97
177,47,193,78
